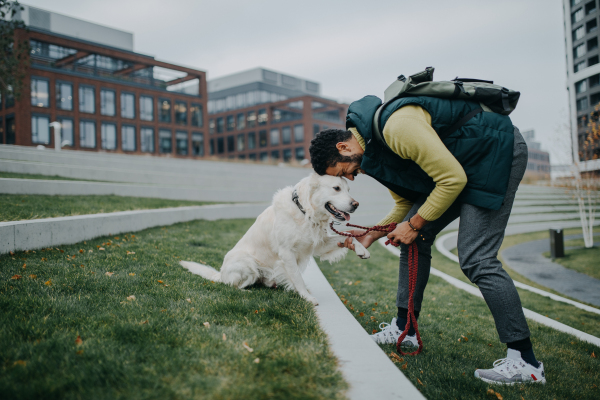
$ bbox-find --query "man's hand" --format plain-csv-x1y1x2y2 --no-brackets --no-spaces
387,221,419,245
337,229,385,250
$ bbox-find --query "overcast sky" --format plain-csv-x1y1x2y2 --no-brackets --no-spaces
26,0,571,164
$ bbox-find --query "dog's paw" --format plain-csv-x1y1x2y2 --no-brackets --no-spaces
302,293,319,306
352,239,371,259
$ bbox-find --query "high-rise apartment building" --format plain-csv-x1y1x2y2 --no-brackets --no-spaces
563,0,600,173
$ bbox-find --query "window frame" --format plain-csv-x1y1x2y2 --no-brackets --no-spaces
31,77,50,108
101,122,118,150
31,113,51,145
78,85,96,114
175,101,188,125
140,95,154,122
121,124,136,152
120,92,136,119
176,130,189,155
159,128,173,154
159,98,172,123
140,127,155,153
79,119,97,148
100,88,116,116
56,117,74,147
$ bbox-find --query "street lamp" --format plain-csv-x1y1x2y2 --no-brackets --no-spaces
49,121,71,151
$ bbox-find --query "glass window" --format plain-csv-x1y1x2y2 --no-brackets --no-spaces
591,92,600,106
237,133,245,151
271,150,280,160
573,8,584,24
216,117,224,133
294,124,304,143
572,0,583,6
176,131,188,155
589,37,599,51
0,117,3,143
122,125,136,151
6,115,15,143
238,154,246,160
258,108,267,125
101,123,117,150
259,130,267,147
31,115,50,144
192,132,204,156
31,78,49,107
79,86,95,114
590,55,600,66
227,135,235,152
575,42,587,58
577,97,589,111
175,101,187,125
227,115,235,131
249,153,257,160
313,124,320,138
190,103,203,127
237,113,245,130
79,120,96,148
295,147,305,160
100,89,116,116
209,119,215,134
217,137,224,154
270,128,280,146
159,98,171,123
260,152,268,161
5,85,14,108
57,118,73,146
159,129,172,153
575,60,586,72
282,126,291,144
209,138,215,155
140,95,154,121
55,82,72,110
586,0,596,14
576,79,588,93
141,127,154,153
121,92,135,119
283,148,292,162
573,25,586,41
587,18,598,33
247,111,257,128
247,132,256,149
590,73,600,87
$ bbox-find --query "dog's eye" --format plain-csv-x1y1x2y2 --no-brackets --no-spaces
333,186,340,191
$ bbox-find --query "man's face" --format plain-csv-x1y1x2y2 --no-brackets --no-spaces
325,158,362,181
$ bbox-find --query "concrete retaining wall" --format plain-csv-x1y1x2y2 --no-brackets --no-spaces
0,203,268,254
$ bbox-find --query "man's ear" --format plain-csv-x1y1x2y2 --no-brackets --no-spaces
336,141,352,155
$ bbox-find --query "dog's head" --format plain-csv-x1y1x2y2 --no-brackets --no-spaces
299,173,359,222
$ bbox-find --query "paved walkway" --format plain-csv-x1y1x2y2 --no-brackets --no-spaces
501,234,600,307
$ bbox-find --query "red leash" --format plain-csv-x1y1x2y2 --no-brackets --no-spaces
330,221,423,356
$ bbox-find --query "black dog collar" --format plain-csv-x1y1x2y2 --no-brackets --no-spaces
292,189,306,215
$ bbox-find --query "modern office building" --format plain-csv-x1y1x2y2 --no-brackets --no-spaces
0,4,208,158
206,68,347,162
563,0,600,174
521,130,551,180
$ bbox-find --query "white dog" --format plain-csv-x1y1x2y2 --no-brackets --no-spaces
179,173,369,305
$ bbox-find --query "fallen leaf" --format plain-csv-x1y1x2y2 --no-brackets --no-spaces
11,275,22,280
359,312,364,317
60,249,64,253
76,350,84,355
114,237,119,240
389,352,403,363
9,251,15,256
22,263,26,269
242,341,253,352
157,280,164,283
592,351,596,358
161,309,167,312
495,393,503,400
348,281,353,285
487,389,495,396
186,298,192,303
105,272,114,277
75,335,83,346
29,274,37,279
129,273,135,276
372,308,375,311
127,295,136,301
41,258,47,262
127,251,135,255
139,320,149,325
488,344,493,347
203,322,210,328
98,247,105,251
372,329,378,334
13,360,26,366
417,378,423,386
401,363,407,370
79,249,84,254
253,358,260,363
44,280,52,286
354,280,361,285
223,333,227,341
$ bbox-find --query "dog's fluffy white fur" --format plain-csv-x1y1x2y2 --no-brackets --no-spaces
179,173,369,305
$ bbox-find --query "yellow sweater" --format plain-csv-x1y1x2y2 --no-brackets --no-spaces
350,105,467,224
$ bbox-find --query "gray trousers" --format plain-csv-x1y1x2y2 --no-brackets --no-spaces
396,127,530,343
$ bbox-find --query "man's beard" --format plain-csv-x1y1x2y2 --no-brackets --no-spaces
339,154,363,165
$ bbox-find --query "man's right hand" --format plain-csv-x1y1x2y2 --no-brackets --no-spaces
337,230,386,250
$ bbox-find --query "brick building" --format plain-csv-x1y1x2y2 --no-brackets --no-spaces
206,68,347,162
522,129,551,180
1,4,208,158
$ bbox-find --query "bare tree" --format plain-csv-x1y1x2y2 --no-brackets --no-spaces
0,0,29,100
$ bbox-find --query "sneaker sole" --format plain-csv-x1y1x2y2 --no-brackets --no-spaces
474,372,546,385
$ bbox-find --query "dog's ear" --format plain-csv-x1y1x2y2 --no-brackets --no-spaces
308,172,321,192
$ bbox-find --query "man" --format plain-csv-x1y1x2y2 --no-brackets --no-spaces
308,94,546,385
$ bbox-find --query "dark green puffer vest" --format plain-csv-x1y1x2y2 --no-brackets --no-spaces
346,95,515,210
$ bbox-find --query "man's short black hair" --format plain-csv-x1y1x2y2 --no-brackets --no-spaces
309,128,354,175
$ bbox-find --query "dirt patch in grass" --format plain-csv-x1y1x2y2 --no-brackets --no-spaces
0,194,216,222
0,219,347,399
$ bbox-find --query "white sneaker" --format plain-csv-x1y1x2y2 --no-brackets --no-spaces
474,349,546,385
370,318,419,347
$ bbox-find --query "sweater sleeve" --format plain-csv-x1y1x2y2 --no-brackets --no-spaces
377,189,414,226
382,105,467,221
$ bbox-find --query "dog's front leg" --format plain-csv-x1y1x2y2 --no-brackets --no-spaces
277,252,318,306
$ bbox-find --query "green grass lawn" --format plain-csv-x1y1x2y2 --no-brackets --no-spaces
316,243,600,400
543,241,600,280
0,171,107,182
0,194,215,222
0,219,346,400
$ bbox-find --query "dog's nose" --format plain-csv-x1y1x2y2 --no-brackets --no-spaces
351,200,359,209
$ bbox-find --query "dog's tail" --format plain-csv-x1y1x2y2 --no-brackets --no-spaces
179,261,221,282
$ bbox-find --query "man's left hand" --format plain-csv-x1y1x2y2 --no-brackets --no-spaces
387,221,419,245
